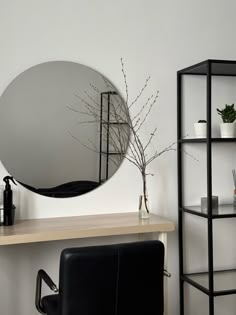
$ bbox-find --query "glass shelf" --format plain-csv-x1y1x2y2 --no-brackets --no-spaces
101,151,124,155
102,121,128,125
179,138,236,143
101,91,117,95
182,204,236,219
183,269,236,296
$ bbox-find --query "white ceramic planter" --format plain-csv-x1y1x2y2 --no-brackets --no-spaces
220,123,236,138
194,123,207,138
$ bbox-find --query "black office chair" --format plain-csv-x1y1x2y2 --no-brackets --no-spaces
35,240,167,315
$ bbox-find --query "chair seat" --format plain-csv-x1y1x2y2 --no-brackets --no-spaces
41,294,59,315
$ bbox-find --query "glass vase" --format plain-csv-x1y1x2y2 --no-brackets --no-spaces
139,194,150,219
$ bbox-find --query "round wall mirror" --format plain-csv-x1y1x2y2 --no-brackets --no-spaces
0,61,130,197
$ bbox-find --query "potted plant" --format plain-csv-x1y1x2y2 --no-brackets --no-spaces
194,120,207,138
217,104,236,138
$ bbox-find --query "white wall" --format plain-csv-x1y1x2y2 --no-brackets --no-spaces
0,0,236,314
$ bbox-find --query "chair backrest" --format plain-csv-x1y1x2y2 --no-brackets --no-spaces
59,240,164,315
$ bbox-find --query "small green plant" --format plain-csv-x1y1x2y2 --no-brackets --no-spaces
198,120,206,123
217,104,236,123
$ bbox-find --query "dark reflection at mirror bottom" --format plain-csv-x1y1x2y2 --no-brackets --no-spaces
19,181,100,198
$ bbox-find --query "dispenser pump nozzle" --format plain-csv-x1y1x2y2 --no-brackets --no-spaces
3,176,17,190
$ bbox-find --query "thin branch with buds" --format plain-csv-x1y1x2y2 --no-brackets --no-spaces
68,58,196,213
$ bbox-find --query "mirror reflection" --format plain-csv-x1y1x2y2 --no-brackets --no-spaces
0,61,130,197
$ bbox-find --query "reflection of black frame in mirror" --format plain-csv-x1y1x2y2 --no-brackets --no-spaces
99,91,130,184
0,61,130,198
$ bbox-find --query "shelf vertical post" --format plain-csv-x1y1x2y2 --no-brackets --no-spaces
106,93,111,180
177,72,184,315
99,93,103,183
206,60,214,315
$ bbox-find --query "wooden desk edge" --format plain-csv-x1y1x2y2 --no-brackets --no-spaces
0,213,175,246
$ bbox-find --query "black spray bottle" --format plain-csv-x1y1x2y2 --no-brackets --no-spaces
3,176,17,226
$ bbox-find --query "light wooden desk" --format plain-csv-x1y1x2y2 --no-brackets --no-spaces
0,212,175,314
0,212,174,245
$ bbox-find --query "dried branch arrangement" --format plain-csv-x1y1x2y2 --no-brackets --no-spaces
68,59,177,213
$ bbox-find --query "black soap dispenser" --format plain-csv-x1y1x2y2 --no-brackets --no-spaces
3,176,17,226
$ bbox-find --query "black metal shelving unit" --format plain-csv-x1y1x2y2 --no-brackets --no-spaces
177,59,236,315
98,91,127,183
